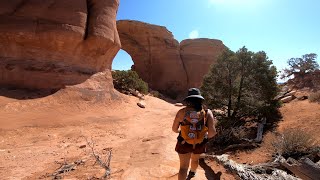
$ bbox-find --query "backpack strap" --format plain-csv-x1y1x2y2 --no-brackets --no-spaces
204,109,208,126
201,109,208,126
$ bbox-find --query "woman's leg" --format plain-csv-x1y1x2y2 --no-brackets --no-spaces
190,153,201,173
178,153,191,180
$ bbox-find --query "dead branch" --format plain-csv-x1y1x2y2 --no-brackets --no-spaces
50,159,85,179
207,154,300,180
254,117,266,143
86,138,113,179
280,157,320,180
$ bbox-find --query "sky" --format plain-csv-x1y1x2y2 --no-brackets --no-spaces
112,0,320,78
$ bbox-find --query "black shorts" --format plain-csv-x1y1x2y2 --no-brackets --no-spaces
175,138,207,154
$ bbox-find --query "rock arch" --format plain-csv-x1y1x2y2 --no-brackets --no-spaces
117,20,188,98
0,1,227,100
117,20,227,98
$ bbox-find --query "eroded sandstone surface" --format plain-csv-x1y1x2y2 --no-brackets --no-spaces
0,0,120,90
0,2,226,99
117,20,226,97
180,38,226,88
117,20,188,98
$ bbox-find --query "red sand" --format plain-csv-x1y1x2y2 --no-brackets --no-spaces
1,89,318,179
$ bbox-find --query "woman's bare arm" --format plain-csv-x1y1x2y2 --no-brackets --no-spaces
207,109,217,139
172,109,183,133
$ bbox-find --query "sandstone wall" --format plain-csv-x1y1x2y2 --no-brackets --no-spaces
0,1,226,99
117,20,188,98
117,20,226,97
180,38,226,88
0,0,120,89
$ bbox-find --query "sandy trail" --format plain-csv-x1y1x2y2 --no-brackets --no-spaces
0,94,218,179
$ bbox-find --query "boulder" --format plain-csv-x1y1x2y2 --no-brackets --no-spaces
0,0,121,90
281,95,295,103
285,90,297,97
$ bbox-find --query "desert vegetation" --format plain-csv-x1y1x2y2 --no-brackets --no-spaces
201,47,279,120
201,46,280,150
309,91,320,103
281,53,319,79
281,53,320,90
112,70,149,95
271,128,319,159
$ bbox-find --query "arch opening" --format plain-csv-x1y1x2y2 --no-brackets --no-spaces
112,49,134,71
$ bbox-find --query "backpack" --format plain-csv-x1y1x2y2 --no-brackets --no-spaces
180,108,208,147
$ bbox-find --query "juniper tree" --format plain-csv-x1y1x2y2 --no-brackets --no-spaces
201,47,278,120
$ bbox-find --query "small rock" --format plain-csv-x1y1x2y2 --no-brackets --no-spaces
79,145,86,149
280,95,295,103
286,90,296,96
137,101,146,108
175,103,184,107
297,95,308,100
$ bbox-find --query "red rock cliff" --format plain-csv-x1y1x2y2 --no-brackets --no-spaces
117,20,227,97
0,0,121,89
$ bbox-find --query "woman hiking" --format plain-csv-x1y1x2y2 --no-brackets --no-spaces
172,88,217,179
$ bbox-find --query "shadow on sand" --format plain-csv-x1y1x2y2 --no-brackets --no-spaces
186,158,222,180
0,87,59,100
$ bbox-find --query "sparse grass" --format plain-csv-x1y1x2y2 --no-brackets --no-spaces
271,128,318,159
309,91,320,103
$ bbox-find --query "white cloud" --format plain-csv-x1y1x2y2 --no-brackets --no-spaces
189,30,199,39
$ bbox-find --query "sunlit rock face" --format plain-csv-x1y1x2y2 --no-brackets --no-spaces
117,20,227,98
117,20,188,98
0,0,121,90
180,38,226,88
0,1,226,100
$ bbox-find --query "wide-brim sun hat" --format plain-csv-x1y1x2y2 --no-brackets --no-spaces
184,88,205,101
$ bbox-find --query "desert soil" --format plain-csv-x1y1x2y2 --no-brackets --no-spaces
1,90,319,180
0,91,234,180
229,97,320,165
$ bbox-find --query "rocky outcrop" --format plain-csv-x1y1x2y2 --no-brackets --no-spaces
180,38,226,88
117,20,227,98
0,0,120,90
117,20,188,98
1,2,226,99
288,70,320,90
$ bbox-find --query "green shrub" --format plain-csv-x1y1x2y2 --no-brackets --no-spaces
201,47,279,119
112,70,148,95
271,128,318,158
309,91,320,103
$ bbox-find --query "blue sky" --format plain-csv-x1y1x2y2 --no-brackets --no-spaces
112,0,320,77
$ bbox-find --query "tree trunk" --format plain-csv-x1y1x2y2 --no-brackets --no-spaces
280,157,320,180
232,65,244,118
228,70,232,118
254,117,266,142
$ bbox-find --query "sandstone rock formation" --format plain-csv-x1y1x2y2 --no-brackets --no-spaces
0,0,120,90
117,20,226,98
180,38,226,88
0,1,226,100
117,20,188,98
